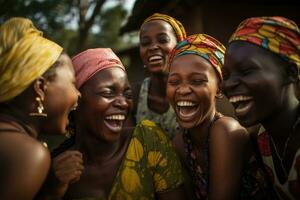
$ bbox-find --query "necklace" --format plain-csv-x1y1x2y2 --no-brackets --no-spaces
268,115,300,178
269,135,290,177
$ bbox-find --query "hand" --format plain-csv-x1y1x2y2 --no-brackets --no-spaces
289,155,300,198
53,150,84,185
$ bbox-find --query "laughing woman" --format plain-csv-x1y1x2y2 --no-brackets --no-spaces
129,13,186,139
221,16,300,199
0,18,79,199
167,34,269,199
45,48,185,200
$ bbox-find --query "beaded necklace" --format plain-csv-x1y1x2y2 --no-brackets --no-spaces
183,113,221,199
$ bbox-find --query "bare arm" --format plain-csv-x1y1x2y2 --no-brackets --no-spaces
36,150,84,200
0,132,50,200
209,117,250,200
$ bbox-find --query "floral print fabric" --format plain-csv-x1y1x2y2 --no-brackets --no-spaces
109,120,183,200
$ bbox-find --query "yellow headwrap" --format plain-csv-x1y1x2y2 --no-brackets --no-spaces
0,17,63,103
141,13,187,42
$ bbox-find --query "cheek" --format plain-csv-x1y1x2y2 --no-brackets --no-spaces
166,86,176,102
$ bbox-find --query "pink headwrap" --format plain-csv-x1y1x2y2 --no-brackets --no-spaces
72,48,125,89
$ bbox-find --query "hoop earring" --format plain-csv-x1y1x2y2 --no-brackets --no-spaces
29,97,47,117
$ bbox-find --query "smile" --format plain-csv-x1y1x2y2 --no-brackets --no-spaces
148,55,163,65
176,100,199,121
228,95,253,117
104,114,126,133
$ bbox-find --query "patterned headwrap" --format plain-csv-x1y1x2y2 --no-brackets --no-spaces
141,13,187,42
72,48,125,89
168,34,225,81
0,17,63,103
229,16,300,70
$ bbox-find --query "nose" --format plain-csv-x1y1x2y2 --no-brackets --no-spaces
114,95,129,109
222,75,239,94
149,42,159,51
176,84,192,95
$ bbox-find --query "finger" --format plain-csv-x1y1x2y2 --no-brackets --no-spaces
54,150,83,163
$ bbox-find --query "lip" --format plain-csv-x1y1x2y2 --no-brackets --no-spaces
227,95,254,117
175,100,199,122
103,112,127,133
147,54,164,66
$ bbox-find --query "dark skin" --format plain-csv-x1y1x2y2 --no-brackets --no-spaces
130,20,178,125
222,41,300,198
167,54,250,199
0,54,79,200
49,67,186,200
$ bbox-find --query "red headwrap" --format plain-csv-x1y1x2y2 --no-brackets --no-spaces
72,48,125,89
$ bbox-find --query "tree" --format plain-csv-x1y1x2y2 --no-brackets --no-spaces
0,0,129,54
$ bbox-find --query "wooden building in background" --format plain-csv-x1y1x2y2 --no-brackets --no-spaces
118,0,300,116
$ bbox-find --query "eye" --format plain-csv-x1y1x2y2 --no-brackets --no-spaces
124,89,133,99
140,38,150,47
97,89,115,98
240,66,257,76
167,78,180,86
191,79,207,85
158,35,170,44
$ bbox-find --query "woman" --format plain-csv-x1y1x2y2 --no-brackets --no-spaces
0,18,79,199
167,34,269,199
221,16,300,199
131,13,186,138
46,48,185,200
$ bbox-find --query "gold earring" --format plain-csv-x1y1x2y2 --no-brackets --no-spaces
29,97,47,117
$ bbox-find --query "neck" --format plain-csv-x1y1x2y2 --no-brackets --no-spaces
74,128,123,165
262,95,299,143
188,110,216,149
149,73,167,95
0,104,39,137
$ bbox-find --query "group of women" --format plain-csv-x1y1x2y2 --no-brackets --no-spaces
0,12,299,200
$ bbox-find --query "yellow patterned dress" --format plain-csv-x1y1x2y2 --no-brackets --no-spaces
108,120,184,200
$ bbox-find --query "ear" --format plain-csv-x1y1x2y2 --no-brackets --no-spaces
285,63,299,84
33,77,48,100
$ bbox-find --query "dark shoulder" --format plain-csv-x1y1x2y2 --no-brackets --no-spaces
0,132,50,169
0,132,50,199
210,116,249,143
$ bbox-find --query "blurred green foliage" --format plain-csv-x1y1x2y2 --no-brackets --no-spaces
0,0,134,56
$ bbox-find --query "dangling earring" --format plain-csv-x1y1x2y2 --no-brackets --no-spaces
216,91,224,99
143,65,147,68
29,97,47,117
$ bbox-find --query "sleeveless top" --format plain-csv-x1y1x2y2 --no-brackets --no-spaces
136,77,180,139
183,113,272,199
257,125,300,200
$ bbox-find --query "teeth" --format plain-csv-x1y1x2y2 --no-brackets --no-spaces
229,96,253,103
105,115,125,120
177,101,196,107
148,55,162,61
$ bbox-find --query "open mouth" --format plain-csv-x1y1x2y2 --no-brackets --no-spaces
148,55,163,65
176,101,199,121
104,114,126,133
229,95,254,117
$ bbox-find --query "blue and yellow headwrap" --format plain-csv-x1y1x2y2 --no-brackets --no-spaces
141,13,187,42
168,34,225,81
0,17,63,103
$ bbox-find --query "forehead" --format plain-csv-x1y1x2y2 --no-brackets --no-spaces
171,54,217,76
82,67,128,88
140,20,176,37
55,54,74,74
225,41,286,71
